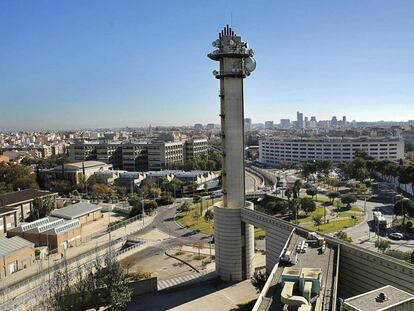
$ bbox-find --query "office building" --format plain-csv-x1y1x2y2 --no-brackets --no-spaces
259,137,404,166
147,141,184,170
265,121,274,130
121,142,148,171
297,112,304,129
280,119,291,129
185,137,208,162
244,118,252,132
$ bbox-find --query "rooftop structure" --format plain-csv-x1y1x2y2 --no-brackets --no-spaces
50,202,102,220
0,236,34,258
342,285,414,311
0,189,57,207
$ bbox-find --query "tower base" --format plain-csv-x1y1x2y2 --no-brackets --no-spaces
214,202,254,281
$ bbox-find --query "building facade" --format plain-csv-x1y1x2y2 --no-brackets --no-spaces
184,137,208,162
259,137,405,166
69,139,208,171
0,236,35,279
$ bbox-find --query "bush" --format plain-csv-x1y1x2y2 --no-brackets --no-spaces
251,270,267,292
156,195,175,206
341,194,357,208
125,271,152,281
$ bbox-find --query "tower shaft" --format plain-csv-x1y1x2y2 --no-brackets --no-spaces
208,26,256,281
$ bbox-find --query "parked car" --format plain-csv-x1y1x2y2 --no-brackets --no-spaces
389,232,404,240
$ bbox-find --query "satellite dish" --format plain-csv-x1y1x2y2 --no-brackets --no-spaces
244,57,256,73
229,39,235,46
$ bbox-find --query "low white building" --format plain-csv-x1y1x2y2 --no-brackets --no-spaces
259,137,404,166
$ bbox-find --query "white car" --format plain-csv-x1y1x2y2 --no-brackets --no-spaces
389,232,404,240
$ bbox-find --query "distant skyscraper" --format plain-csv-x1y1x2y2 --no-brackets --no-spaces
244,118,252,132
331,116,338,127
310,116,317,122
342,116,347,127
304,116,309,129
206,123,215,130
194,123,203,130
265,121,274,130
296,111,304,129
280,119,290,129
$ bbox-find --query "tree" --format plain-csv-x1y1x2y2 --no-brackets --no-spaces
341,194,357,209
181,201,191,214
284,188,293,201
204,209,214,222
313,214,323,231
334,231,352,242
327,191,340,203
91,183,114,198
95,255,133,311
306,187,318,200
251,270,267,292
375,238,391,253
265,200,288,215
31,197,56,220
301,197,316,215
193,240,206,259
144,200,158,214
394,199,414,227
293,180,302,199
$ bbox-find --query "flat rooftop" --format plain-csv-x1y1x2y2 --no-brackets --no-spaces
262,232,336,311
0,236,34,256
0,189,57,206
343,285,414,311
50,202,101,219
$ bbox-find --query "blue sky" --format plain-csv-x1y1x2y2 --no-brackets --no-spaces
0,0,413,130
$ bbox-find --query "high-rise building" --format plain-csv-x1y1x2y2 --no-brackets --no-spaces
194,123,204,130
280,119,291,129
264,121,274,130
331,116,338,127
342,116,347,127
296,111,304,129
244,118,252,132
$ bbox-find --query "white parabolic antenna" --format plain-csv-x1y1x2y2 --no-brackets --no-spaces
244,57,256,72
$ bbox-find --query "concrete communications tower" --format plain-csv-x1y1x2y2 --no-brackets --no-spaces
208,25,256,281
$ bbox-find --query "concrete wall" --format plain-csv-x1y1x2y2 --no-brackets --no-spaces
214,205,243,281
129,277,157,296
240,208,293,273
338,243,414,299
239,207,414,301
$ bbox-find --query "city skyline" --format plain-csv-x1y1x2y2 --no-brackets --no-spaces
1,0,414,130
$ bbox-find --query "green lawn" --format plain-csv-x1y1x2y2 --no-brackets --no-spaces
176,199,221,235
177,200,266,239
296,206,326,224
255,228,265,239
304,217,363,233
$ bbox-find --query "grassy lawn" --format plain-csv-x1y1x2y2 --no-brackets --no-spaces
177,200,267,239
255,228,265,239
296,206,326,224
304,217,363,233
176,198,222,235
